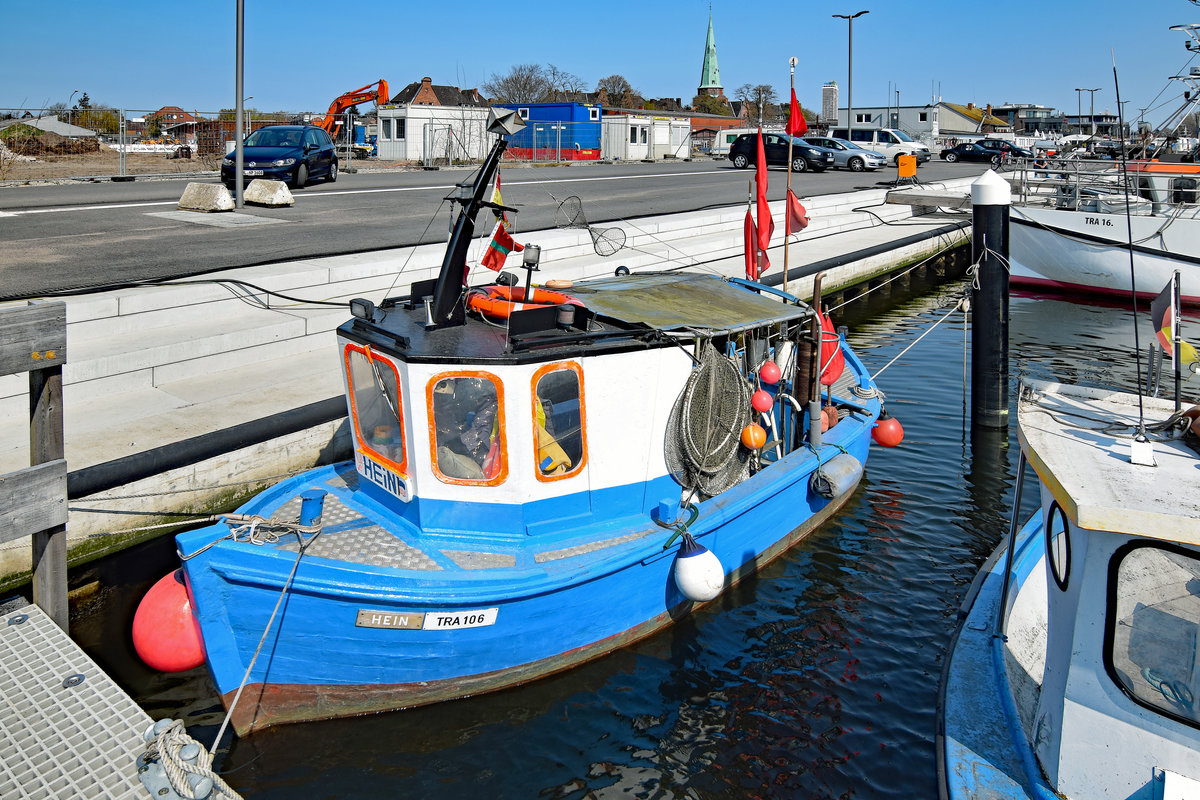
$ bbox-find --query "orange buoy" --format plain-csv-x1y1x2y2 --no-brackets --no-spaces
132,570,205,673
751,390,774,413
824,404,839,429
759,360,781,385
741,423,767,450
872,409,904,447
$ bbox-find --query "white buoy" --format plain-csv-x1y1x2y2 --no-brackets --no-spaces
673,532,724,602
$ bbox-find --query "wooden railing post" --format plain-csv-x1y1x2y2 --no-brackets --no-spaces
0,301,68,630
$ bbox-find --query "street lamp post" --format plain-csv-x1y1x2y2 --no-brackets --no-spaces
68,89,78,127
1075,87,1100,137
833,10,869,140
895,87,900,128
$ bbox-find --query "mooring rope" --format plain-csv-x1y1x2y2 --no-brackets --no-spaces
824,232,967,315
870,299,969,381
141,718,243,799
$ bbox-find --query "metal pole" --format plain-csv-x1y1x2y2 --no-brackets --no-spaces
970,170,1012,431
785,57,796,294
1076,89,1083,136
234,0,244,209
833,11,868,140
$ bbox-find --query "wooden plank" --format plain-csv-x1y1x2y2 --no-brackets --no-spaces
0,301,66,378
29,362,67,630
0,461,67,545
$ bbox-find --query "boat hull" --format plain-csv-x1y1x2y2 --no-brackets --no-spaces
1010,206,1200,305
215,478,860,735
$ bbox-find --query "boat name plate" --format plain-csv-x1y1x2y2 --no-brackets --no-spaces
355,452,410,502
355,607,499,631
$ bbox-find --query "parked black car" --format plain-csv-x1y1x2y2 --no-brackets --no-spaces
939,143,1006,166
221,124,338,189
727,133,835,172
976,139,1034,159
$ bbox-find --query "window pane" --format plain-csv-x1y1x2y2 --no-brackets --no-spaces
396,118,405,140
382,119,392,139
630,128,637,144
347,349,404,466
431,376,502,482
534,369,583,476
1109,545,1200,727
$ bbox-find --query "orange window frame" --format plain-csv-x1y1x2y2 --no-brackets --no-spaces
531,361,587,483
425,370,508,487
344,343,407,476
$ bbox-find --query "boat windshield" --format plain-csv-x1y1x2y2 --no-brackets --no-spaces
1106,543,1200,729
429,374,505,484
345,346,405,470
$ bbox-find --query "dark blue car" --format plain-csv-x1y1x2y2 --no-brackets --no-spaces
939,142,1006,166
221,124,338,189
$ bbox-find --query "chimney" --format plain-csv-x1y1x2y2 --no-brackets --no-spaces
985,103,993,117
967,102,974,110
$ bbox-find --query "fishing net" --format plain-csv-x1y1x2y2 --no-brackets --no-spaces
556,194,626,257
664,343,752,497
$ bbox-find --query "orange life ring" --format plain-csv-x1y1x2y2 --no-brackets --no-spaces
466,285,583,320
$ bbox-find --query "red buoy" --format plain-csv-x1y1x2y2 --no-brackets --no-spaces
751,389,774,413
819,311,846,386
133,570,205,673
758,360,781,385
872,410,904,447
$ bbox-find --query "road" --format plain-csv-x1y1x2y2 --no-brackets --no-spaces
0,159,987,300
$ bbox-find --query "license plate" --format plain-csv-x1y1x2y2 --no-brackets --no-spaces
244,169,263,176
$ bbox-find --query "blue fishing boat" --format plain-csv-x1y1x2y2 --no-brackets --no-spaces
940,379,1200,799
134,109,890,735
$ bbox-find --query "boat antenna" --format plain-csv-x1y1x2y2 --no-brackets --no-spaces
428,107,525,327
1113,48,1147,435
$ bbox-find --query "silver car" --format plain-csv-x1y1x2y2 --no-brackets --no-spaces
801,137,887,172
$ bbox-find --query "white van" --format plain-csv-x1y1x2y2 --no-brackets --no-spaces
829,128,931,165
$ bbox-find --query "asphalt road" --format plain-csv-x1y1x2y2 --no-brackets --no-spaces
0,158,988,300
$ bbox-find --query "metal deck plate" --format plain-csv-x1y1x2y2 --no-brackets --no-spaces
272,494,441,570
0,604,151,800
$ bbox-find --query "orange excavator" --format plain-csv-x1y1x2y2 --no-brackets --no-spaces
314,79,389,141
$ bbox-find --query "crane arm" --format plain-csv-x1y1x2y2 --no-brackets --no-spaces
315,79,390,137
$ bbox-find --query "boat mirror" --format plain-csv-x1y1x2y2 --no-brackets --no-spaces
349,298,375,321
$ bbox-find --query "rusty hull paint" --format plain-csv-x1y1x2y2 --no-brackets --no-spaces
223,478,860,736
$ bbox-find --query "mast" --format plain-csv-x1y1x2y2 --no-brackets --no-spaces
428,107,526,327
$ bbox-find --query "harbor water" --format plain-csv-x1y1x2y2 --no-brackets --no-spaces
62,275,1165,799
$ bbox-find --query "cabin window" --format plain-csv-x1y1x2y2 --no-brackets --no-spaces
531,363,586,481
1138,177,1154,203
518,107,529,120
344,345,405,472
1172,178,1198,205
589,107,600,121
1045,502,1071,591
919,112,928,122
641,127,648,144
428,373,506,485
381,119,391,140
394,118,405,140
1105,542,1200,729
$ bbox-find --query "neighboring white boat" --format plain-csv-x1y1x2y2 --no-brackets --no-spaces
1010,160,1200,305
940,379,1200,799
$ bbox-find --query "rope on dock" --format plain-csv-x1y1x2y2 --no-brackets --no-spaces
139,718,243,800
870,298,970,381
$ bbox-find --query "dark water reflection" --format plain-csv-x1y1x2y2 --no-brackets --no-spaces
64,284,1172,799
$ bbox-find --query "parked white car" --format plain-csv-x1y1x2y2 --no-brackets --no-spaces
829,127,931,165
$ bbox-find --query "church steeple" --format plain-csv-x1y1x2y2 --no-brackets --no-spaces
698,11,722,98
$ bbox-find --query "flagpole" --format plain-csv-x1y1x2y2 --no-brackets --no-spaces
784,57,797,295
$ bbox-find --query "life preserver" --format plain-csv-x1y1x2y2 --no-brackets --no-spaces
466,285,583,320
818,310,845,386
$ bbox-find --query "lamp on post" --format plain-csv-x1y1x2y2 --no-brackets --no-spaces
68,89,78,127
1075,87,1100,137
833,10,869,141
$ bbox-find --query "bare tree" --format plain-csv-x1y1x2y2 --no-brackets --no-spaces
483,64,552,103
596,74,641,108
735,83,779,126
547,65,587,103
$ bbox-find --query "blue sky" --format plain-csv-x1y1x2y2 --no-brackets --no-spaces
3,0,1198,129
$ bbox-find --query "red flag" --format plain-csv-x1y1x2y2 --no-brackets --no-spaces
481,222,524,272
785,88,807,136
755,130,773,274
744,209,758,280
785,189,809,236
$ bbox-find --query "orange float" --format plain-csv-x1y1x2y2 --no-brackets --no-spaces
740,423,767,450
